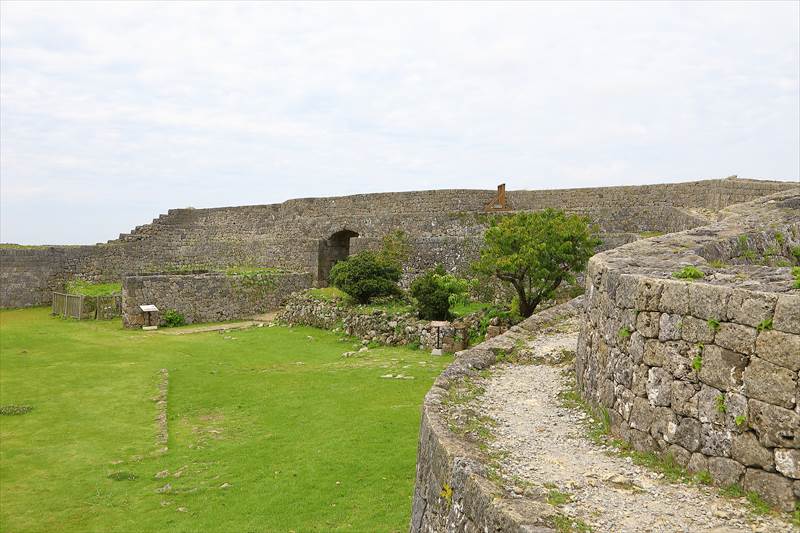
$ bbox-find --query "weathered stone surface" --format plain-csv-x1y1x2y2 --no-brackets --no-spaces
635,278,663,312
630,428,657,453
700,423,732,457
707,456,744,486
629,397,655,432
628,332,645,364
748,399,800,449
650,406,677,442
665,416,701,452
742,356,797,409
773,293,800,334
775,448,800,479
680,315,716,344
631,364,648,397
642,339,666,367
726,289,777,328
671,381,699,418
713,323,756,356
666,444,691,467
688,284,731,321
755,329,800,371
646,367,672,407
731,431,774,471
698,345,747,392
743,468,796,512
636,312,660,339
723,392,748,432
659,280,689,314
687,452,708,474
658,313,683,341
615,274,638,308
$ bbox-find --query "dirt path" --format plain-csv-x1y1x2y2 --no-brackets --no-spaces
478,330,796,533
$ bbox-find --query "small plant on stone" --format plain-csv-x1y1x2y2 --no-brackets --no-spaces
792,267,800,289
706,318,720,332
617,326,631,340
439,483,453,507
775,232,785,246
715,394,727,414
734,415,747,427
756,318,773,332
694,470,713,485
746,491,771,515
672,265,704,280
691,354,703,373
163,309,186,327
708,259,728,269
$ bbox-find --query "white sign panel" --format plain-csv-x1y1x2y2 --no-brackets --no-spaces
139,304,159,312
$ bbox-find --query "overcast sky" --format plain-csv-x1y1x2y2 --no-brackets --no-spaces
1,1,798,245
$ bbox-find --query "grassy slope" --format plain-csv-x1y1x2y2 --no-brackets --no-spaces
0,308,451,533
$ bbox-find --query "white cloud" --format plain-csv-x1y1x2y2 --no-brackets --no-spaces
1,0,798,244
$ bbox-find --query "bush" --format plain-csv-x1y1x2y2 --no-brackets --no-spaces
329,251,401,304
163,309,186,327
410,266,469,321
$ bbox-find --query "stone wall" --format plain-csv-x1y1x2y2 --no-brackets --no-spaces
278,292,514,352
121,271,312,328
2,177,795,308
575,189,800,511
410,299,583,532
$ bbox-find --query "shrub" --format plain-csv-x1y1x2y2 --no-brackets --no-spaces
163,309,186,327
672,266,704,280
329,251,401,304
410,266,469,321
793,267,800,289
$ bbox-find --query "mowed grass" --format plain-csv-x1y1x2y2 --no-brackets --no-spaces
0,308,452,533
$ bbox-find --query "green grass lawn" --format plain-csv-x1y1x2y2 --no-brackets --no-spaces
0,308,451,533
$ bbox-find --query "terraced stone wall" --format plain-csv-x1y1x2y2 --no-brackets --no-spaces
2,177,794,308
121,271,313,328
576,189,800,511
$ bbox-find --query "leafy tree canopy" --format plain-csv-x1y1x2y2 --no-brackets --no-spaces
473,209,599,317
329,251,401,304
410,265,470,321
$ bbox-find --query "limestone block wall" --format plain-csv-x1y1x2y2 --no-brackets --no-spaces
2,177,795,308
575,189,800,511
121,271,313,328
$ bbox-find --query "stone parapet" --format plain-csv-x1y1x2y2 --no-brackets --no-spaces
575,188,800,511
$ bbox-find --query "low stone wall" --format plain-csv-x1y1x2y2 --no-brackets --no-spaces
575,189,800,511
278,293,510,352
410,299,583,532
121,271,313,328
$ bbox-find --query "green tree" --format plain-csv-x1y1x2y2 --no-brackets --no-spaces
473,209,599,318
410,265,469,320
329,251,402,304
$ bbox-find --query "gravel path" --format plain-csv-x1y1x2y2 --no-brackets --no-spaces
478,330,796,533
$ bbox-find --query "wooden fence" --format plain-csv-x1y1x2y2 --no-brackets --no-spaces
51,293,122,320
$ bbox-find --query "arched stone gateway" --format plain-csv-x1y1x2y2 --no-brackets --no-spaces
317,229,359,287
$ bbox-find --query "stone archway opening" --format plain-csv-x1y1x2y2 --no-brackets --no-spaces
318,229,359,287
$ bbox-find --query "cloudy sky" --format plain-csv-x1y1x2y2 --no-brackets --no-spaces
1,1,798,245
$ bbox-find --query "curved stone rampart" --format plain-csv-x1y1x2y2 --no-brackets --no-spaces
575,189,800,511
410,299,583,532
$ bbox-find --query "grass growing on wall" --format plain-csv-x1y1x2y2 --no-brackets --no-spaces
0,308,451,533
65,279,122,296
